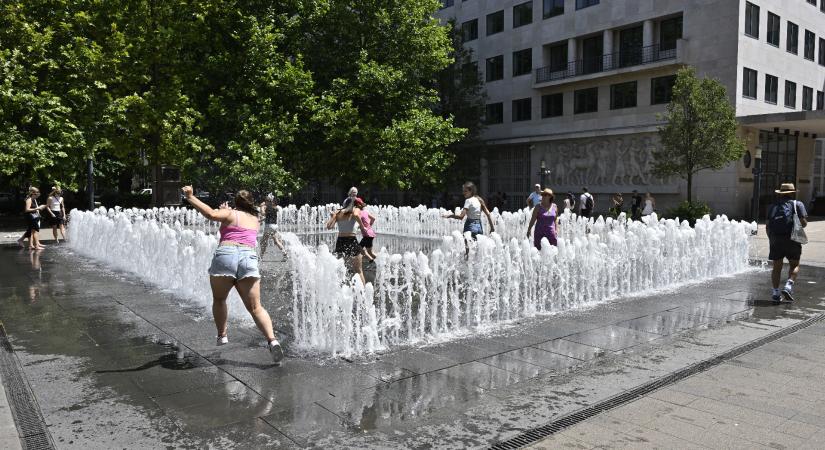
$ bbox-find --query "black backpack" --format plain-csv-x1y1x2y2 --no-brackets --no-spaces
768,200,796,235
585,194,594,211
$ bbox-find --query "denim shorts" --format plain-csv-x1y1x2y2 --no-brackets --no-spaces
464,219,483,239
208,245,261,279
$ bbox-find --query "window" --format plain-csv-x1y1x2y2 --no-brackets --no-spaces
742,68,757,99
581,35,603,74
485,55,503,82
574,87,598,114
576,0,599,10
485,103,503,124
461,19,478,42
659,16,683,52
820,38,825,65
486,10,504,36
543,0,564,19
512,98,532,121
787,22,799,54
651,75,676,104
785,80,797,108
822,1,825,13
513,2,533,28
610,81,637,109
745,2,759,39
767,12,780,47
803,86,814,110
541,93,563,117
549,42,568,71
765,74,778,104
805,30,816,60
808,0,817,5
441,0,454,8
819,91,824,110
512,49,532,76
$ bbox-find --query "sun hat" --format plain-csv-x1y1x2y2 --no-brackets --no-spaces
540,188,554,196
775,183,797,194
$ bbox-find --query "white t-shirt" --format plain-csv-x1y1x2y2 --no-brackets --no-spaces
463,197,482,220
580,193,593,211
49,196,62,211
527,191,541,207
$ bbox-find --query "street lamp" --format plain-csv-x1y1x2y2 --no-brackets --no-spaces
751,145,763,221
538,159,552,188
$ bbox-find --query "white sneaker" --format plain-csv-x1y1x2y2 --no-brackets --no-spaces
216,335,229,346
269,340,284,364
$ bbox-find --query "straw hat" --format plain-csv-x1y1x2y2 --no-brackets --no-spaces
775,183,797,194
540,188,554,197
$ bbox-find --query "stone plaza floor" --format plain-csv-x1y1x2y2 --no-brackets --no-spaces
0,242,824,448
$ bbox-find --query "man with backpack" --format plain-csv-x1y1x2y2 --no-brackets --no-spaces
579,187,594,218
766,183,808,302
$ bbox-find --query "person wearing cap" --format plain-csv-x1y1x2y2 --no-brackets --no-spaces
526,188,559,249
766,183,808,302
526,184,542,208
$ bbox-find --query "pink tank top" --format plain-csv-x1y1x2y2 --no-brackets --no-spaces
219,210,258,247
360,210,376,238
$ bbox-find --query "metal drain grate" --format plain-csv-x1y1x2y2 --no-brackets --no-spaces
490,313,825,449
0,323,55,450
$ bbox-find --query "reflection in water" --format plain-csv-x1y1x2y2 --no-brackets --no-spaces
95,343,200,373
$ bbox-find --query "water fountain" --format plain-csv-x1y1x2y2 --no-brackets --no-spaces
67,206,756,357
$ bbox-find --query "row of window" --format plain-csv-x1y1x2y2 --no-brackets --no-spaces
745,2,825,65
485,76,677,124
742,67,824,111
458,0,600,42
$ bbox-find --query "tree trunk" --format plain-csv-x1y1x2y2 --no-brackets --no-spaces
686,172,693,204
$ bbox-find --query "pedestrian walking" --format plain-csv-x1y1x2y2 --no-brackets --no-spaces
766,183,808,303
526,184,542,208
18,187,47,250
641,192,656,217
563,191,576,212
326,198,368,285
181,186,284,364
579,187,594,218
630,190,642,220
259,193,286,259
526,188,559,249
443,181,495,240
354,198,377,263
46,187,67,243
610,192,624,218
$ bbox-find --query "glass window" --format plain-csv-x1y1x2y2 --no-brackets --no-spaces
610,81,637,109
486,10,504,36
485,103,503,124
660,16,683,52
576,0,599,10
787,22,799,54
512,98,532,121
549,42,568,71
541,93,563,117
822,1,825,13
441,0,454,9
765,74,778,104
512,49,532,76
485,55,503,82
513,1,533,28
767,12,780,47
461,19,478,42
807,0,817,5
805,30,816,60
745,2,759,39
581,35,604,74
803,86,814,110
543,0,564,19
820,38,825,65
785,80,797,108
818,91,824,110
742,68,757,99
574,87,598,114
651,75,677,104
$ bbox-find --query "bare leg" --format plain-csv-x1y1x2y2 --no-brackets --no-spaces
210,276,235,337
59,224,66,241
274,234,285,253
771,259,783,289
235,277,276,341
346,255,366,285
53,225,59,241
787,259,801,283
367,248,377,260
259,230,270,256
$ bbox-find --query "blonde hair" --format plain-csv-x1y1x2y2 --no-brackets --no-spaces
28,186,40,195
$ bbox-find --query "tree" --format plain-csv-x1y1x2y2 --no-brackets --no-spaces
654,67,746,203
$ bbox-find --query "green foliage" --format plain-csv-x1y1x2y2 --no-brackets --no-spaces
666,200,712,225
654,67,746,203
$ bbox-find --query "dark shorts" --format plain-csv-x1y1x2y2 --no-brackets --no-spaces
49,210,65,226
769,234,802,261
359,236,374,249
463,219,483,239
335,236,361,257
580,209,592,218
26,215,41,233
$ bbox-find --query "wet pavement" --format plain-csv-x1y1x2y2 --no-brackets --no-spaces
1,244,824,448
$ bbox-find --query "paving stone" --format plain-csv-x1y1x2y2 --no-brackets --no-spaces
602,397,677,426
563,325,662,351
648,388,700,407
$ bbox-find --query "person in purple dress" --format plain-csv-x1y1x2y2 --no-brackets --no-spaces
526,188,559,250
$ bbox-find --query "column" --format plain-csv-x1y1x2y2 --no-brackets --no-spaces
643,19,654,48
603,29,614,70
567,37,577,75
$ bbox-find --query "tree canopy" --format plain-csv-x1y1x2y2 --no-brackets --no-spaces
654,67,746,203
0,0,466,195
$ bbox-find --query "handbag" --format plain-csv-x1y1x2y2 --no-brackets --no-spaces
791,200,808,245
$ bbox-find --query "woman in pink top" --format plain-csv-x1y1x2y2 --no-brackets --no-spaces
182,186,283,364
526,188,559,250
354,198,377,262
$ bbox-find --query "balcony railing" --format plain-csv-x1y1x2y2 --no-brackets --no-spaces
535,43,677,84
